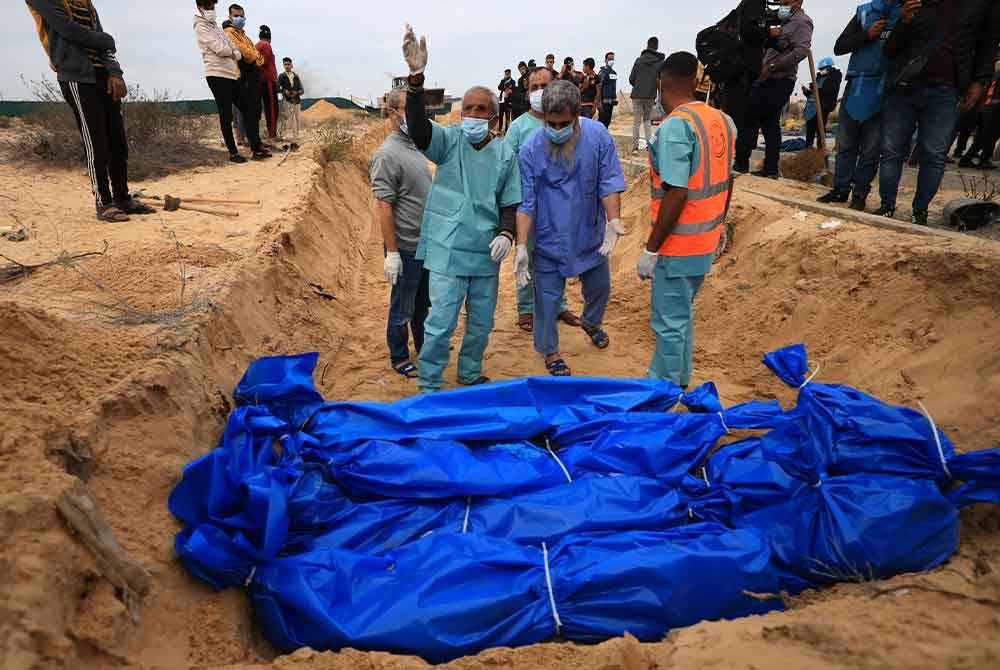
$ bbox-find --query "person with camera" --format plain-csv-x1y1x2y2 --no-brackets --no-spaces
816,0,901,211
877,0,998,225
734,0,814,179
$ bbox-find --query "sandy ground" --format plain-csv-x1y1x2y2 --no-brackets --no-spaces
2,117,1000,670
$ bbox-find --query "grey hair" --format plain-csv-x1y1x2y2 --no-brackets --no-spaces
386,88,405,111
464,86,500,116
541,80,580,116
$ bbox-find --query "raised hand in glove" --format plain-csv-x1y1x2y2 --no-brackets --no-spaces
636,250,658,280
384,251,403,286
514,244,531,289
489,233,513,263
599,218,625,256
402,24,428,75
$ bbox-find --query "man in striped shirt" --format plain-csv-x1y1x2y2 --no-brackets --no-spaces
26,0,154,222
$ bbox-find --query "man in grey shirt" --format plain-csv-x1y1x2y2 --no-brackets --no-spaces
370,89,433,379
734,0,814,178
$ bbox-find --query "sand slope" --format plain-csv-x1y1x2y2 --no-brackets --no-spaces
1,126,999,669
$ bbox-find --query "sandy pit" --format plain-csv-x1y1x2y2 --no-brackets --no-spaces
2,120,1000,670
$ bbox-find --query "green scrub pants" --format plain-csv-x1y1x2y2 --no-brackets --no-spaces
419,271,499,393
647,260,706,388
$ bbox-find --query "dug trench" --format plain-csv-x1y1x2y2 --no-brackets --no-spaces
2,129,1000,670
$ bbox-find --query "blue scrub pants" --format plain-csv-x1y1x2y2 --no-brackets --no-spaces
418,271,499,393
647,259,706,387
534,260,610,356
516,239,569,316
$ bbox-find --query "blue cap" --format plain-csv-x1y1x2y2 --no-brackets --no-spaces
818,57,835,70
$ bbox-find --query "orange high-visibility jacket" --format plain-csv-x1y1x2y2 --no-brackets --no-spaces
649,102,734,257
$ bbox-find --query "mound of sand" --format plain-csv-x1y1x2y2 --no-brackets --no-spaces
302,99,358,124
2,125,1000,669
780,146,830,185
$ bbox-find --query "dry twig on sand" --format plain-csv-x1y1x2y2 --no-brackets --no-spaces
0,241,108,282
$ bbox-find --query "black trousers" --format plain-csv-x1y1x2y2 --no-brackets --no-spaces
499,102,512,132
953,106,981,157
719,74,753,168
966,105,1000,163
261,78,279,139
805,113,832,148
237,70,265,151
207,76,240,155
736,78,796,174
59,69,129,210
598,102,614,127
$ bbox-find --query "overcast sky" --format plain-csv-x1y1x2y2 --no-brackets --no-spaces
5,1,862,104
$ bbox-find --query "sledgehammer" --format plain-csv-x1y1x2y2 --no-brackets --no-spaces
135,194,239,218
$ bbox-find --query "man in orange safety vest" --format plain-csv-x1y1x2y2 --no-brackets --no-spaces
637,51,736,388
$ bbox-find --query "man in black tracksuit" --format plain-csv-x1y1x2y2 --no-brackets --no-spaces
25,0,153,222
714,0,769,162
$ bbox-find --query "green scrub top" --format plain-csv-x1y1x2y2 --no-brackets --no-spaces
504,112,544,158
417,122,522,278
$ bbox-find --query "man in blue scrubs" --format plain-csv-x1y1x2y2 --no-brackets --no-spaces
514,80,626,376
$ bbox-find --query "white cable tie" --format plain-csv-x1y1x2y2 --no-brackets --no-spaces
917,400,952,479
800,363,822,389
812,479,823,489
541,542,563,635
545,439,573,483
701,467,711,486
688,507,697,520
462,497,471,534
244,566,257,587
717,412,731,434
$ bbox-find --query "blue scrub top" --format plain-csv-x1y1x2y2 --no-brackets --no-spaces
518,117,626,278
417,122,523,278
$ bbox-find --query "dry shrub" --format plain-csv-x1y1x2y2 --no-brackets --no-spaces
316,123,357,165
6,77,220,179
780,147,829,184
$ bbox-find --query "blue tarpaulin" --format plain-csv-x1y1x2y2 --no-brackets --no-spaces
169,345,999,663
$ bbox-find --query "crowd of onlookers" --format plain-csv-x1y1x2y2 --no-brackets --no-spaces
194,1,305,163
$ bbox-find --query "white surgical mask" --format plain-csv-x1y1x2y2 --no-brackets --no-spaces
607,60,615,68
530,89,544,114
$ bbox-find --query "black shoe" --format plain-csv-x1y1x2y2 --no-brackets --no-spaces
911,210,929,226
252,150,272,161
732,163,749,174
750,170,779,180
873,205,895,219
229,153,247,164
849,196,867,212
817,189,850,204
981,161,996,171
959,156,975,169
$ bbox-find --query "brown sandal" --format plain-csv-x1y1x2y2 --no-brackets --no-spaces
558,310,582,327
96,206,131,223
517,313,534,333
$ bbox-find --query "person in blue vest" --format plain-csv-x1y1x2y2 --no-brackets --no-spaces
802,57,843,148
816,0,901,211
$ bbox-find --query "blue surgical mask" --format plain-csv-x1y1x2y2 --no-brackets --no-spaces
777,6,792,20
545,123,575,145
232,15,247,29
461,117,491,144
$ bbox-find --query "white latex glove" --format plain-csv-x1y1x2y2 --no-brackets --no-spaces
489,234,513,263
514,244,531,289
402,24,428,75
384,251,403,286
636,250,659,280
599,218,625,256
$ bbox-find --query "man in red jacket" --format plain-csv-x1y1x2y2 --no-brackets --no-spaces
256,24,278,140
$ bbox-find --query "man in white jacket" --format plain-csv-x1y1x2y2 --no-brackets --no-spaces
193,0,255,163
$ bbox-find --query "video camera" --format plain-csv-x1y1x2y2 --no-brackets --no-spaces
761,0,783,28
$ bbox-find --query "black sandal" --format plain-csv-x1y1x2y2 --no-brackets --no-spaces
581,323,610,350
393,361,419,379
115,197,156,215
546,358,572,377
96,206,130,223
461,376,491,386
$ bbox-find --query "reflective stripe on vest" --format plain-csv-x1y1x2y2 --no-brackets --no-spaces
649,102,733,257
